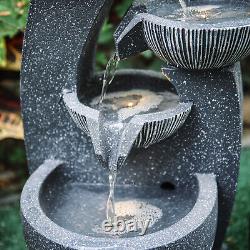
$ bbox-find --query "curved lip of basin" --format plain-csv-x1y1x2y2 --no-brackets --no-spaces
140,11,250,30
63,90,193,125
63,89,100,122
21,160,218,250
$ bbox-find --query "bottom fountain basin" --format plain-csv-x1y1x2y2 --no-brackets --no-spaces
21,160,218,250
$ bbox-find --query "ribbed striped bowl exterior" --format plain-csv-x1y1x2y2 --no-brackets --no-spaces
134,105,192,148
65,105,90,135
63,91,192,150
143,20,250,69
62,91,100,137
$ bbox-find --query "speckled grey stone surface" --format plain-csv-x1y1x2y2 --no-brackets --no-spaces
162,64,242,250
20,0,242,249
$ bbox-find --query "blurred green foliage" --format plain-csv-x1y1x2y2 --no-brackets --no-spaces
241,60,250,89
0,204,26,250
0,140,26,167
0,0,29,67
226,149,250,250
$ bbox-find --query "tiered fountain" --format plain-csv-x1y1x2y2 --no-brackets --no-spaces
20,0,248,249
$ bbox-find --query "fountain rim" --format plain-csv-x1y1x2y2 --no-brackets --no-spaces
63,90,100,121
63,90,192,125
138,12,250,30
21,160,217,249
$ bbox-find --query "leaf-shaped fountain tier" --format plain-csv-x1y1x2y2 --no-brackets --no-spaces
63,89,192,168
115,0,250,69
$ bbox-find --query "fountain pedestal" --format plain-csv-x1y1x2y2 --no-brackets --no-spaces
20,0,243,249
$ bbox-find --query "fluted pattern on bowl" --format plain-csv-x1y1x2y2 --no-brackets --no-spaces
143,20,250,69
134,106,191,148
65,105,90,135
63,91,192,151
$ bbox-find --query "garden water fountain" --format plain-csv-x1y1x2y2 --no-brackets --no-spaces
20,0,248,249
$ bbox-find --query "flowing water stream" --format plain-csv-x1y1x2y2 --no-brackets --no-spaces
179,0,187,13
90,87,179,233
89,0,194,229
95,1,195,226
99,52,120,222
99,53,120,104
92,55,179,223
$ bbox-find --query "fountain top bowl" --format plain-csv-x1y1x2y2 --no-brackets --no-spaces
116,0,250,69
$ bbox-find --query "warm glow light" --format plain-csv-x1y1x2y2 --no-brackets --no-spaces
127,102,135,108
199,12,208,19
186,5,221,20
